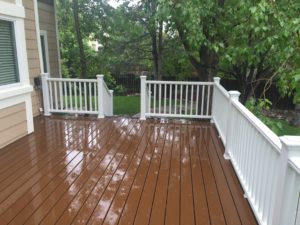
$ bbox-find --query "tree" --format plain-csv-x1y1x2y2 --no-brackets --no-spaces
159,0,300,102
72,0,88,78
120,0,165,80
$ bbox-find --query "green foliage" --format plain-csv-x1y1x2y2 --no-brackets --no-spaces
246,98,283,134
159,0,300,101
104,73,126,95
278,70,300,104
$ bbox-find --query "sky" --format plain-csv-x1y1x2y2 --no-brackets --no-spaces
108,0,121,8
108,0,140,8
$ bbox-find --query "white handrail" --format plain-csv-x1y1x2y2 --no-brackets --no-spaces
146,80,214,85
211,77,300,225
47,78,97,82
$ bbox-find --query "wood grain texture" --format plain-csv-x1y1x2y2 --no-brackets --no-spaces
0,116,257,225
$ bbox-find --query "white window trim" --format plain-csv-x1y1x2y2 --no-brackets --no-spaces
40,30,51,74
0,2,34,134
0,1,25,19
0,15,30,89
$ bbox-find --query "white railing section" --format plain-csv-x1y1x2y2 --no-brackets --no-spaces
140,76,214,120
211,77,300,225
41,73,113,118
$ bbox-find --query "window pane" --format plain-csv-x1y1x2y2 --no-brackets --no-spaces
40,35,48,73
0,20,19,86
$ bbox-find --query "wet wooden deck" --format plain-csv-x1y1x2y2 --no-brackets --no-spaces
0,116,257,225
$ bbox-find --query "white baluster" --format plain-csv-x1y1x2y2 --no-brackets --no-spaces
159,84,161,114
79,82,82,111
69,81,73,110
180,84,183,115
175,84,177,114
185,85,188,115
190,85,194,115
74,82,77,111
64,81,68,110
164,84,167,114
196,85,199,115
59,81,63,110
201,85,204,116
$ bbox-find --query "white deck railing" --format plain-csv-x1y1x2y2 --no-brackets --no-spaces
41,74,113,118
140,75,300,225
211,78,300,225
140,76,214,120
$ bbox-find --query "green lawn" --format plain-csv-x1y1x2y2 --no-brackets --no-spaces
114,96,140,116
267,117,300,136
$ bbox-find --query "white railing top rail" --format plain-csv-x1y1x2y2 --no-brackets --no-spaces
232,100,282,152
145,80,214,85
47,77,97,82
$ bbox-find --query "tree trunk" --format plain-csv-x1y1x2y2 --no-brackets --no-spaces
72,0,87,79
151,33,159,80
157,20,163,81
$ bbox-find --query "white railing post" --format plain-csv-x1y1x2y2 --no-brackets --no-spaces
109,90,114,116
224,90,240,159
140,76,147,120
271,136,300,225
97,75,105,118
211,77,221,123
41,73,51,116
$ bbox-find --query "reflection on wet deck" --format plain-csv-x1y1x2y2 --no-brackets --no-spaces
0,116,257,225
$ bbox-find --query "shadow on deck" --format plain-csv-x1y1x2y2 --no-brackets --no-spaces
0,116,257,225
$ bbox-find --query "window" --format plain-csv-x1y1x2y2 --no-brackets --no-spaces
40,31,50,73
0,19,19,86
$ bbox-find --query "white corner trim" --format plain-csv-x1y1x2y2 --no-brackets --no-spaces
0,1,25,18
25,93,34,133
33,0,43,75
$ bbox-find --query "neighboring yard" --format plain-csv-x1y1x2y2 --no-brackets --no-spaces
267,117,300,136
114,96,140,116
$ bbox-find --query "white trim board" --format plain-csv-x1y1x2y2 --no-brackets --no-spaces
0,1,25,18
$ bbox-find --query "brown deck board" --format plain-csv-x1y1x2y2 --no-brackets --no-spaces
0,116,257,225
189,125,210,225
165,124,181,225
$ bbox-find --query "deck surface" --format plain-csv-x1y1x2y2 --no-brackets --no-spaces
0,116,257,225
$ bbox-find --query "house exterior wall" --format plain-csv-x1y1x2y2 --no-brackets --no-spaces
23,0,42,117
38,0,60,77
0,0,34,149
0,0,60,148
0,103,27,148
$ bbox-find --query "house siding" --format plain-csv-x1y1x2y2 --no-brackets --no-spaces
0,103,28,148
38,1,60,77
23,0,42,117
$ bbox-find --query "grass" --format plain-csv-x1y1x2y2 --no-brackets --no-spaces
114,96,140,116
266,117,300,136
